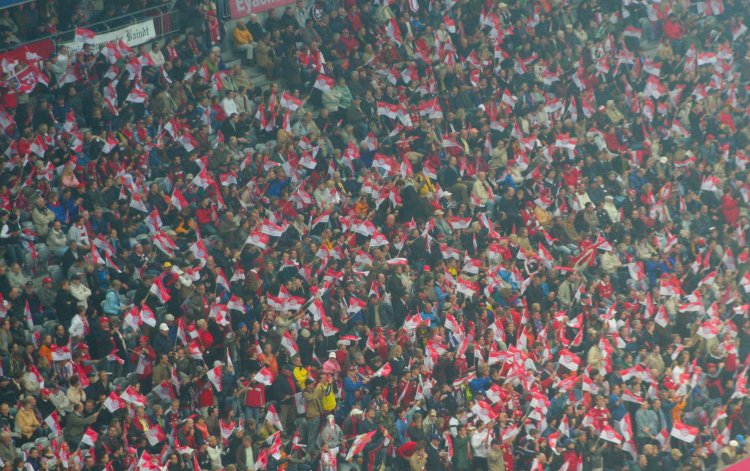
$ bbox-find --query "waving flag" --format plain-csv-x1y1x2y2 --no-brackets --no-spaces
74,27,96,44
207,365,223,391
30,134,48,157
313,74,335,92
254,367,274,386
149,277,171,303
671,420,699,442
372,362,392,378
471,400,498,423
600,425,623,444
266,404,283,430
140,304,157,327
280,331,299,356
280,91,302,111
126,87,148,103
103,390,126,412
245,230,270,249
120,385,147,407
81,427,98,447
129,192,148,213
44,412,62,437
558,349,581,371
321,314,339,337
345,431,377,461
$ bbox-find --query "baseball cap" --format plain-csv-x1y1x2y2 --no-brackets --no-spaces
43,277,52,283
40,388,50,395
159,323,169,331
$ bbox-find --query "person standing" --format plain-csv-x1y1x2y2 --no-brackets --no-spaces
303,378,322,450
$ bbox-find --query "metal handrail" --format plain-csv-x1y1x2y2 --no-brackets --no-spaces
0,3,172,52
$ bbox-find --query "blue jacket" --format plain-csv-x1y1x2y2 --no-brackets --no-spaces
343,376,365,407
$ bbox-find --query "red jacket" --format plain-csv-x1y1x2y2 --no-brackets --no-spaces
195,207,213,225
131,345,156,379
244,383,266,408
198,329,214,349
663,19,685,40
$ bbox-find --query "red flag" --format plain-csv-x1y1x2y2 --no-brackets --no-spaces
372,362,392,378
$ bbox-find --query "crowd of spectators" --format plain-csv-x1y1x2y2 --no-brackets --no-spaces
0,0,748,469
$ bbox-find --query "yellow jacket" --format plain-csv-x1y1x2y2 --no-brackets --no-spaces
293,366,309,390
233,27,253,46
416,175,435,196
16,408,40,438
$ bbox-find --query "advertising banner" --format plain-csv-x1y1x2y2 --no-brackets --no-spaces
229,0,295,19
60,19,156,56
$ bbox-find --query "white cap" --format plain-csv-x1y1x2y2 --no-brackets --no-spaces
329,352,337,359
159,323,169,331
730,440,739,447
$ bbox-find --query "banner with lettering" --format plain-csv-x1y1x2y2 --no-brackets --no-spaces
229,0,295,19
60,19,157,57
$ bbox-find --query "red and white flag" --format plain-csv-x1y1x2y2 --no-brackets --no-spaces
456,277,479,298
81,427,98,447
600,425,623,444
50,344,71,361
245,231,270,249
670,420,699,443
313,74,335,92
280,91,302,111
372,362,392,378
103,391,126,412
30,134,48,157
207,365,223,391
149,278,171,303
281,331,299,356
741,273,750,293
266,404,284,430
126,87,148,103
254,367,274,386
120,385,148,407
345,431,377,461
140,304,156,327
471,400,498,423
558,349,581,371
44,412,62,437
75,27,96,44
348,297,366,313
321,314,339,337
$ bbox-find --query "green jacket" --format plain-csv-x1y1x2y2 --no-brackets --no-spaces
63,412,97,445
453,435,472,470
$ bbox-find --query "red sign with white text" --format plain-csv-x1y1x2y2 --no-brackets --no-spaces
229,0,295,18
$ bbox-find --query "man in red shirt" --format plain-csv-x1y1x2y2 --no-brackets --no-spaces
662,14,685,40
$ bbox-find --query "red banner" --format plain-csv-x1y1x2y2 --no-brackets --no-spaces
228,0,295,18
0,39,55,65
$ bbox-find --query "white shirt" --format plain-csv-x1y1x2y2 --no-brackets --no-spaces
471,429,491,458
67,224,90,247
221,97,238,117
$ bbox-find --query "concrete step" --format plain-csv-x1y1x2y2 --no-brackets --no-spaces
221,52,272,90
224,58,242,70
